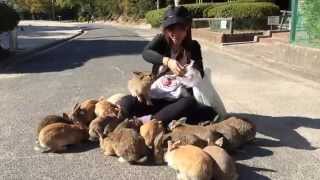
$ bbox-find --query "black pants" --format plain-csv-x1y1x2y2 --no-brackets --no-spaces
118,95,217,125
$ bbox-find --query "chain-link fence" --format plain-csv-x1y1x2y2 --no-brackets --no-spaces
290,0,320,48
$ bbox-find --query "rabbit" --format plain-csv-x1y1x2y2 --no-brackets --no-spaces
95,99,122,119
219,116,256,143
128,71,154,106
113,117,143,133
203,145,239,180
153,131,167,165
69,99,98,127
169,117,222,145
164,141,214,180
34,122,89,153
164,132,208,148
106,93,127,105
206,123,243,152
88,116,122,141
140,119,165,148
36,113,73,137
99,121,149,164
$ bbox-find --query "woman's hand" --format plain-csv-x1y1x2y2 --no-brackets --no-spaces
163,57,186,76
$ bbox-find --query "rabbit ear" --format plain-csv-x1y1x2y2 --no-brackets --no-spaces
73,103,80,112
168,120,176,130
168,140,181,151
199,120,211,126
132,71,142,77
214,137,224,147
167,140,173,151
62,112,70,120
154,131,164,148
177,117,187,124
98,96,106,101
157,121,162,124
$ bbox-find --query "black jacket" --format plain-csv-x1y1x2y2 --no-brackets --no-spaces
142,33,204,77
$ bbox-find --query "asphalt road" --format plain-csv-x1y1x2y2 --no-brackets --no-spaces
0,23,319,180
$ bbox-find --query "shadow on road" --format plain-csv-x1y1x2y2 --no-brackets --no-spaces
2,38,149,74
237,163,275,180
230,113,319,151
64,141,99,153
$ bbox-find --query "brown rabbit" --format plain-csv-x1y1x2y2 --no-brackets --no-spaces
128,71,154,106
89,116,122,141
100,121,149,164
35,123,89,153
203,145,239,180
69,99,98,126
113,117,143,132
36,113,73,136
164,141,214,180
95,99,122,118
140,119,165,148
169,118,222,145
164,132,208,148
219,116,256,143
207,123,243,152
106,93,127,105
153,131,166,165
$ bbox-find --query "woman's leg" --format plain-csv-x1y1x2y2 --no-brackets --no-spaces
118,95,168,119
153,96,198,125
186,104,218,124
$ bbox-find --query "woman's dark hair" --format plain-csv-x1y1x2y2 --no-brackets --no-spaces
163,23,192,62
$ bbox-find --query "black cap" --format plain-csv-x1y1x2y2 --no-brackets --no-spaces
162,6,192,29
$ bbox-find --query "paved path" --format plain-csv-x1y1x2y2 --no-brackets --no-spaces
1,21,82,51
0,23,319,180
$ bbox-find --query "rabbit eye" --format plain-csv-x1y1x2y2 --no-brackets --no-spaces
79,110,85,115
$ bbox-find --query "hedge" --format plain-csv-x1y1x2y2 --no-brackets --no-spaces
146,2,280,29
235,0,275,2
207,2,280,29
145,3,223,27
0,3,20,33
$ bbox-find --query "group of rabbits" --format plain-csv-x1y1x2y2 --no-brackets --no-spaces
34,71,256,180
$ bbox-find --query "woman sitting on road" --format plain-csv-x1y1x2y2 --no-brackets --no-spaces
119,5,219,125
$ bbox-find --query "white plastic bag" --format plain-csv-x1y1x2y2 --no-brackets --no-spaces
192,68,227,120
150,60,201,101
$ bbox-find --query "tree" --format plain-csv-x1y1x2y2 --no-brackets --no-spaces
14,0,50,19
0,3,20,33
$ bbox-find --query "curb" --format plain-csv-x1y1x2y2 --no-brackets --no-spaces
196,38,320,89
0,29,84,71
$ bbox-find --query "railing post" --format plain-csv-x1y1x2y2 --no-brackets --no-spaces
9,28,17,51
290,0,298,43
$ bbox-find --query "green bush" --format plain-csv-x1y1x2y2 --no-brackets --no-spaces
184,3,224,18
207,2,280,29
0,3,20,33
145,3,220,27
126,0,156,19
146,2,279,29
145,8,167,27
235,0,274,2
